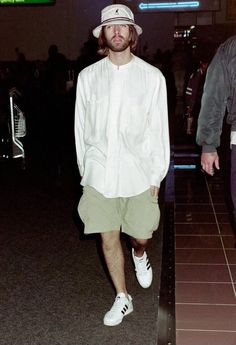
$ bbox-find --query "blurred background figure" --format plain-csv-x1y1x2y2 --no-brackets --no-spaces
43,44,68,180
171,42,190,98
0,67,11,158
184,57,209,136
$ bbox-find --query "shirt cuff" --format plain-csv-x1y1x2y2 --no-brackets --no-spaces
150,176,161,188
231,131,236,145
202,145,217,153
79,164,84,176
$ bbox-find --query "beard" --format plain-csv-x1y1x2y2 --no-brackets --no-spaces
106,35,131,52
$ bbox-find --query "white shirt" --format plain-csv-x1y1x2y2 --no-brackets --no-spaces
74,55,170,198
231,131,236,146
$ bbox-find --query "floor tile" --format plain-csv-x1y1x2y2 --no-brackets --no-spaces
222,236,236,249
175,224,219,235
213,203,230,212
175,182,206,190
215,213,232,223
211,195,228,203
176,249,226,264
219,223,235,235
175,212,216,223
175,204,213,213
175,235,222,249
176,304,236,331
229,266,236,283
176,330,236,345
225,250,236,264
175,163,236,344
176,195,210,203
176,264,231,282
175,188,208,196
176,282,236,304
209,189,226,197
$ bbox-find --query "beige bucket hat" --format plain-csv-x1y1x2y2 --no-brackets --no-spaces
93,4,142,38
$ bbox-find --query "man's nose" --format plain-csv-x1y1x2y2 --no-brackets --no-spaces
113,25,121,34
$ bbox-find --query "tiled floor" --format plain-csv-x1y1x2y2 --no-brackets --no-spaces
175,169,236,345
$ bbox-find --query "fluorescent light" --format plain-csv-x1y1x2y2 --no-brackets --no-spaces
174,164,197,169
139,2,200,10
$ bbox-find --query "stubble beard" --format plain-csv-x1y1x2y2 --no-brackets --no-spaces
106,35,131,53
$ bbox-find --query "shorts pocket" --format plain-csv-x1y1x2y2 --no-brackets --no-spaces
78,193,88,224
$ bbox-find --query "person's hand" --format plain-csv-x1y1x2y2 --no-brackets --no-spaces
186,106,192,114
201,152,220,176
150,185,159,196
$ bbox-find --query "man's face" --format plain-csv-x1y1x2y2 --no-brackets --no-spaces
201,62,208,72
104,24,131,52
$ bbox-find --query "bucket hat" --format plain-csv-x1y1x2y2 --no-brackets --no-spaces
93,4,142,38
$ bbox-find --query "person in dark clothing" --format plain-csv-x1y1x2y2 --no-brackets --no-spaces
0,73,10,150
45,45,67,99
44,45,68,178
185,59,209,135
197,35,236,230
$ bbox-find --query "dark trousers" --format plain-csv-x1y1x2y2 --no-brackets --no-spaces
231,144,236,223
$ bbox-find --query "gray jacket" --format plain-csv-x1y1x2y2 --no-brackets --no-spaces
196,35,236,152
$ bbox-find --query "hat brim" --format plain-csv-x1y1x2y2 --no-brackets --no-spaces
93,21,142,38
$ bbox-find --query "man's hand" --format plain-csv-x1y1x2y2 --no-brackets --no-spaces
150,185,159,197
201,152,220,176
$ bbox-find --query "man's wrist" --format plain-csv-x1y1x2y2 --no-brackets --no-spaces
202,145,217,153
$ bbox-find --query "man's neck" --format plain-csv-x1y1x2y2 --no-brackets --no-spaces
108,48,133,67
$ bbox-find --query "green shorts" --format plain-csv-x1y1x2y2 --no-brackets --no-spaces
78,186,160,239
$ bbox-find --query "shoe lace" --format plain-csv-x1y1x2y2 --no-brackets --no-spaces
135,256,148,275
110,296,125,314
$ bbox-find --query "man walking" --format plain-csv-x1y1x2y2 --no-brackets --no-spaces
74,4,170,326
197,35,236,230
185,58,209,135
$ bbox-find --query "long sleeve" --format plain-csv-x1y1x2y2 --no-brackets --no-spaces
74,56,170,197
149,74,170,187
74,74,86,176
196,48,230,152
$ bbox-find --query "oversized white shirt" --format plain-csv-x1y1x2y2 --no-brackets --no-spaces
74,55,170,198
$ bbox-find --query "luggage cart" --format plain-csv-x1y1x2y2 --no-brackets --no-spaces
9,96,26,168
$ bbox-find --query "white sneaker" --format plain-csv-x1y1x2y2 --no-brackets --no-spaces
103,292,133,326
132,249,153,288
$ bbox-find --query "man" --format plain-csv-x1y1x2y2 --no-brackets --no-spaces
185,58,209,135
197,35,236,228
74,4,170,326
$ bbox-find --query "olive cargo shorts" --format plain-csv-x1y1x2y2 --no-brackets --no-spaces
78,186,160,239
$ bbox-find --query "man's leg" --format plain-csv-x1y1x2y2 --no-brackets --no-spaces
100,230,128,295
130,237,149,257
124,189,159,289
130,237,152,288
101,230,133,326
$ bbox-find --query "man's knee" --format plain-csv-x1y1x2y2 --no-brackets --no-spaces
132,237,149,247
101,231,120,251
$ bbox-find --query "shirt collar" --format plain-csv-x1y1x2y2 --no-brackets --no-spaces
106,54,135,70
